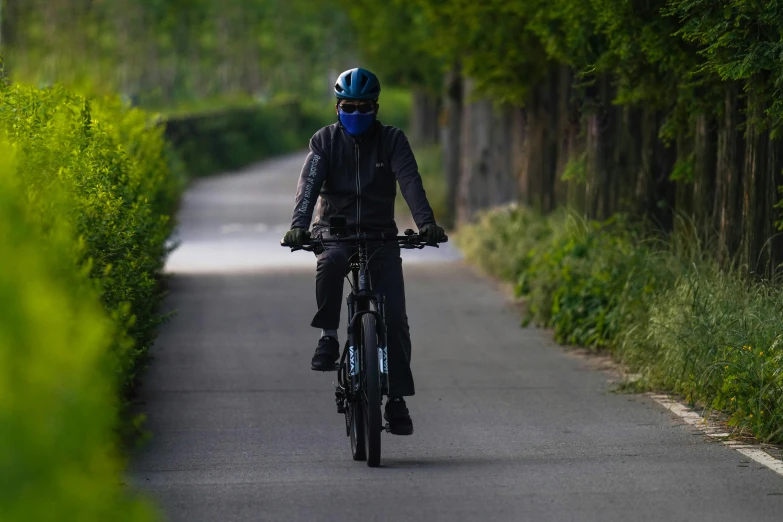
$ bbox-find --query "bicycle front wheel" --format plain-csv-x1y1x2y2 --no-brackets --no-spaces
349,400,366,461
362,312,382,467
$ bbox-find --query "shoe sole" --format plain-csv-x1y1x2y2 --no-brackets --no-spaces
310,362,339,372
387,427,414,436
384,413,413,435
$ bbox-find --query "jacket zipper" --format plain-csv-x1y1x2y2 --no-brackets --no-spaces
355,141,361,233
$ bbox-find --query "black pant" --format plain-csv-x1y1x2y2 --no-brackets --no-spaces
311,241,415,397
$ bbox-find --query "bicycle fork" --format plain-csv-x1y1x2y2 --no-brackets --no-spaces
333,293,358,415
377,294,389,396
334,294,390,414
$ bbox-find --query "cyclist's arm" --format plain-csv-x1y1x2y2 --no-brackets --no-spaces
291,134,328,230
390,130,436,229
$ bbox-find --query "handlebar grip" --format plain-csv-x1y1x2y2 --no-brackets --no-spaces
280,238,309,252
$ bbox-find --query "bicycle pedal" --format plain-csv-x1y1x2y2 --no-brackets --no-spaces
334,386,346,414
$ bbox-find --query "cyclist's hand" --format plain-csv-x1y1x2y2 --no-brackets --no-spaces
419,224,446,245
284,228,311,248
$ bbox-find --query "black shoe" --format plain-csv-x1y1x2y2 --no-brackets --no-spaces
311,336,340,371
384,397,413,435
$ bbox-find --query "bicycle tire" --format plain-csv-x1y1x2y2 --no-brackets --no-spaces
346,326,367,461
349,400,366,461
362,312,382,467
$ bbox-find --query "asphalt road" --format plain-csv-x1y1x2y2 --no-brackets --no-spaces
131,152,783,521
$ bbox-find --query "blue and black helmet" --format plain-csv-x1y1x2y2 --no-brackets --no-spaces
334,68,381,100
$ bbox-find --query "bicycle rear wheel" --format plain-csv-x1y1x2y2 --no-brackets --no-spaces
362,313,382,467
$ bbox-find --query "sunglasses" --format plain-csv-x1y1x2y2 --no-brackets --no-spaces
339,102,376,114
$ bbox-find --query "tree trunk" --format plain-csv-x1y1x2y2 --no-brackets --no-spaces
583,75,615,220
692,113,717,235
457,78,517,223
674,134,694,221
765,139,783,273
510,106,528,207
742,86,777,275
553,66,582,210
522,65,562,213
714,83,745,266
608,104,641,216
440,65,462,228
410,88,440,146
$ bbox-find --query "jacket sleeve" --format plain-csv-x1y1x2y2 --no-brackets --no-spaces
390,130,437,229
290,133,328,230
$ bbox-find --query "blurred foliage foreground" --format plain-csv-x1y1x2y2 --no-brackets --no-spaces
459,207,783,445
0,80,179,520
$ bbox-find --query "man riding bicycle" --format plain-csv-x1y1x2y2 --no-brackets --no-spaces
284,68,446,435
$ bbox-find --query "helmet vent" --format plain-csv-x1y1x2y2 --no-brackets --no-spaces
334,68,380,100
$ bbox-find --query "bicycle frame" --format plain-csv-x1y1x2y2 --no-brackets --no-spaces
338,240,389,407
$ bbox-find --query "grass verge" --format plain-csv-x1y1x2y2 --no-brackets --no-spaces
458,205,783,444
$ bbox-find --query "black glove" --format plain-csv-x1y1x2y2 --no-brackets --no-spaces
284,228,311,248
419,224,447,245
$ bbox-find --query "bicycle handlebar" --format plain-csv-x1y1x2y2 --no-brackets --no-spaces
280,230,448,252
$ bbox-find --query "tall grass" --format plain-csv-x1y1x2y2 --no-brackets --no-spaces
458,206,783,443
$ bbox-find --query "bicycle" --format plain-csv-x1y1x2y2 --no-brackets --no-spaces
281,222,446,467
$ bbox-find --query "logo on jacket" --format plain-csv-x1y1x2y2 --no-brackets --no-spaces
376,162,384,168
298,154,321,214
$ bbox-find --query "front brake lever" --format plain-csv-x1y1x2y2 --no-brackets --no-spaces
311,241,325,255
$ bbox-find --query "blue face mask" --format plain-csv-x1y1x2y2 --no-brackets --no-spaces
339,108,376,136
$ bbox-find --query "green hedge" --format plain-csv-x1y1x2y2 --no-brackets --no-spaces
164,101,332,177
458,207,783,443
163,89,415,179
0,83,181,395
0,82,179,519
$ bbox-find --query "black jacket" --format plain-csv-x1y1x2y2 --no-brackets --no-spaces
290,120,436,235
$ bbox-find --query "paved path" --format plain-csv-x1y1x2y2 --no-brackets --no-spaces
132,152,783,521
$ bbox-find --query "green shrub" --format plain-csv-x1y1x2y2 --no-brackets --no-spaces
164,100,333,177
0,83,181,396
521,214,679,349
378,87,412,131
163,90,410,179
459,205,783,442
457,204,551,281
0,149,156,521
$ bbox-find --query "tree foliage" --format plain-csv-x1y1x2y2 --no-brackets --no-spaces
3,0,355,107
342,0,783,133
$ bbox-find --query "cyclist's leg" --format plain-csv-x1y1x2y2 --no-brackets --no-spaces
311,243,351,330
371,245,415,397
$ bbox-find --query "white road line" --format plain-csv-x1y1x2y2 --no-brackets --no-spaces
650,394,783,477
